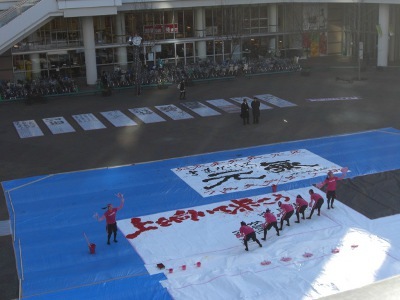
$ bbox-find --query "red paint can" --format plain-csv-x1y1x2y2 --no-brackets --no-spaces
89,243,96,254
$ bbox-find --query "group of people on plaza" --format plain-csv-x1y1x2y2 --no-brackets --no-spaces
238,168,347,251
240,98,260,125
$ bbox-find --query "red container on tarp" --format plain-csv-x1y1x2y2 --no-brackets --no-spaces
272,184,277,193
89,243,96,254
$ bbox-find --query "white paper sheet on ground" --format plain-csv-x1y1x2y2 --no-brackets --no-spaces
230,96,273,110
13,120,44,138
206,99,241,113
42,117,76,134
128,107,166,123
155,105,194,120
100,110,137,127
180,101,221,117
172,149,343,197
72,113,106,130
118,186,400,300
306,96,362,102
255,94,297,107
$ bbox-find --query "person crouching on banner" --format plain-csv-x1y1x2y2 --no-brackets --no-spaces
261,208,280,241
278,201,294,230
294,195,308,223
307,189,324,219
238,221,262,251
94,193,124,245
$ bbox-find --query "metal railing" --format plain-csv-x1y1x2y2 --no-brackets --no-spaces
0,0,41,28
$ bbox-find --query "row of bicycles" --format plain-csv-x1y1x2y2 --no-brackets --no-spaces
99,57,301,89
0,76,78,101
1,57,301,101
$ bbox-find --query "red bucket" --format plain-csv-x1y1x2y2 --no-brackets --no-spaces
89,243,96,254
272,184,277,193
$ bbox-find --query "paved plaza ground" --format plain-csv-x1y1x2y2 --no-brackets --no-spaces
1,56,400,299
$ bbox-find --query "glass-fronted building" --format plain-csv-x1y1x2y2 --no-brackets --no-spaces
0,1,399,84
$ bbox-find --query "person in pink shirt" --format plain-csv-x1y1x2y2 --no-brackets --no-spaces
95,193,125,245
277,201,294,230
239,221,262,251
294,195,308,223
261,208,280,241
318,168,347,209
307,189,324,219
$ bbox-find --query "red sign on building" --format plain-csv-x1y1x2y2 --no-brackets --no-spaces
144,24,178,34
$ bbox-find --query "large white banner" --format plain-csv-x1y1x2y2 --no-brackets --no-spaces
172,149,342,197
118,188,332,269
118,192,285,263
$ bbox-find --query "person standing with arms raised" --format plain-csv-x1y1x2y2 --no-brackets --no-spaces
95,193,125,245
317,167,348,209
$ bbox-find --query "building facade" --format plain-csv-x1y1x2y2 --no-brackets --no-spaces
0,0,399,84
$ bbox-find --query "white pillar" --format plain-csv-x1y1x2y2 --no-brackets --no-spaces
28,33,40,79
377,4,389,67
195,8,206,61
268,4,277,52
82,16,97,85
116,13,127,70
30,53,41,79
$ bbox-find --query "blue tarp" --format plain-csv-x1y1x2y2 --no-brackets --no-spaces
2,127,400,299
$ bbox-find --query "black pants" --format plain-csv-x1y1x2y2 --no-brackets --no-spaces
296,205,308,221
107,222,117,241
309,198,324,218
242,114,249,125
244,232,261,249
327,190,336,208
253,113,260,124
280,210,294,229
263,221,280,238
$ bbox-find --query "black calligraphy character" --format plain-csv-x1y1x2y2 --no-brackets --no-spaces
260,160,318,173
202,170,266,190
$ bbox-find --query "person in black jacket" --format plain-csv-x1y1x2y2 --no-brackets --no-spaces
178,80,186,99
241,99,250,125
251,97,261,124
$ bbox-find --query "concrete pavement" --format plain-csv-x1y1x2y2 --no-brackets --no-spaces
1,56,400,299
